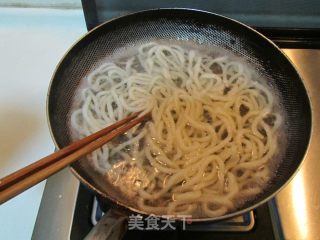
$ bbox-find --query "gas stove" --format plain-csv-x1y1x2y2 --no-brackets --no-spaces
32,2,320,239
31,46,320,240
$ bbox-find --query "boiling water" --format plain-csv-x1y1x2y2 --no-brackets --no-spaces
70,41,288,218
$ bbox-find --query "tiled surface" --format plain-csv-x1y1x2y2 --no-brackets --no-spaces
0,0,81,8
0,7,85,239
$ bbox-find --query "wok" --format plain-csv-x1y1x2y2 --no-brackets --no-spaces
47,8,311,230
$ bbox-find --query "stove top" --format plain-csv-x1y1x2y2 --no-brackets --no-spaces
90,197,255,232
68,184,278,240
32,48,320,240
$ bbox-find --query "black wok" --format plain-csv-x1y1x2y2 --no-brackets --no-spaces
47,9,311,225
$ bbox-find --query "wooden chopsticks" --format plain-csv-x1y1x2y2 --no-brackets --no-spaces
0,112,150,204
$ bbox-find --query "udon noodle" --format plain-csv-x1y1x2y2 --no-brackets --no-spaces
71,42,282,218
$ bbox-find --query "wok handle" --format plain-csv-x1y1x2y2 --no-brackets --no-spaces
84,209,128,240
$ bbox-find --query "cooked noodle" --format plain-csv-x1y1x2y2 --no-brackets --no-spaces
71,42,282,218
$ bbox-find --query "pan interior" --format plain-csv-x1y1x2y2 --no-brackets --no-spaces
48,9,311,220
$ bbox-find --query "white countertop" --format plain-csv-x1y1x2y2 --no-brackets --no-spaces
0,7,86,239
